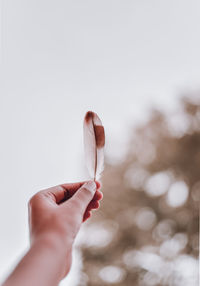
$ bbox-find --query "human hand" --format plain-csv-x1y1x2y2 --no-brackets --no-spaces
28,181,102,277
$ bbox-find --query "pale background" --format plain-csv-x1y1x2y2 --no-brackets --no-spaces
0,0,200,285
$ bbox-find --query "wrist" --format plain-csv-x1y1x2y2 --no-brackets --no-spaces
32,233,71,255
31,234,72,280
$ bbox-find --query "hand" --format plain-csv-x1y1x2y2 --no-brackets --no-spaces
28,181,102,278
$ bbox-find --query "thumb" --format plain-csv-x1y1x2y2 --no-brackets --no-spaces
68,181,96,214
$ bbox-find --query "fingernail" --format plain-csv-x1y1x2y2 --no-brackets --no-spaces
83,181,96,193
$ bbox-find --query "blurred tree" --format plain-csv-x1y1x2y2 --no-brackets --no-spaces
80,96,199,286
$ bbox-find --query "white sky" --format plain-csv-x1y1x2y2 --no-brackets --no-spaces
0,0,200,285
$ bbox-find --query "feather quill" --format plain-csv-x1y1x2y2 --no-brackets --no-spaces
83,111,105,180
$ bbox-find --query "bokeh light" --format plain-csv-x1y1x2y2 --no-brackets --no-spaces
81,96,199,286
145,171,171,197
99,266,126,284
166,181,189,208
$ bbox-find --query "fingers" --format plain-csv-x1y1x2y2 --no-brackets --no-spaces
29,185,67,209
30,181,102,212
34,181,99,204
60,182,102,221
83,195,103,222
42,185,66,204
92,189,103,201
63,181,97,216
61,181,101,200
83,211,91,221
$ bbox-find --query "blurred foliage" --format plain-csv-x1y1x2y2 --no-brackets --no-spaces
80,96,199,286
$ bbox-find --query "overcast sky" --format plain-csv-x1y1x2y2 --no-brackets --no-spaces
0,0,200,285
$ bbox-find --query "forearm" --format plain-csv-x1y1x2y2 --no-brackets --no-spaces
3,236,70,286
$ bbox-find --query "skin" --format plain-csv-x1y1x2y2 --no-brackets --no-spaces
3,181,102,286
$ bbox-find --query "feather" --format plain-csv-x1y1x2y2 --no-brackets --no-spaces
83,111,105,181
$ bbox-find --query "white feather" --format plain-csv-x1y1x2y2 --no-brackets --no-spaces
83,111,105,180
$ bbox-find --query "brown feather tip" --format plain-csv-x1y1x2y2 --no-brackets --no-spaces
94,125,105,148
85,111,94,123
